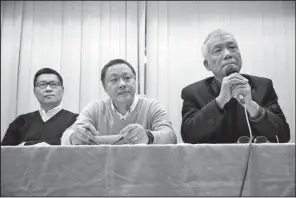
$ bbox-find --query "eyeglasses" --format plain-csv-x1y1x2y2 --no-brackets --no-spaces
237,136,275,144
35,81,61,89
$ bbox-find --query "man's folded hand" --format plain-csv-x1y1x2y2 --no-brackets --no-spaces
70,123,100,145
120,124,149,144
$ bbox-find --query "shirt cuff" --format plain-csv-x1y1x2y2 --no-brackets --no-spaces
249,107,266,123
61,129,75,145
18,142,25,146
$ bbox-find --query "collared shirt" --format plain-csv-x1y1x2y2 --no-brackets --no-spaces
111,95,139,120
39,104,63,122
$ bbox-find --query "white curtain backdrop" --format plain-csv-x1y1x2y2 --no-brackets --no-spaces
146,1,295,143
1,1,143,140
1,1,295,143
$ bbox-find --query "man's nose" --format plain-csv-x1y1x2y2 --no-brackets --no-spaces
45,84,52,91
223,49,233,60
118,79,127,88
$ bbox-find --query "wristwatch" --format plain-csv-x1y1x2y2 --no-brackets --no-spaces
145,130,154,144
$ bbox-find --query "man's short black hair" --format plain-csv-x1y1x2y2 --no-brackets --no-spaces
33,68,63,87
101,59,136,86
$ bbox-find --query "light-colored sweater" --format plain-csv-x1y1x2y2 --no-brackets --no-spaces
61,96,177,144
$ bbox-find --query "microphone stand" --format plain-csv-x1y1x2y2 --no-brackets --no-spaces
239,104,253,196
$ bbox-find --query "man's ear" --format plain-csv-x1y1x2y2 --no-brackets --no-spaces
203,60,211,71
33,88,38,99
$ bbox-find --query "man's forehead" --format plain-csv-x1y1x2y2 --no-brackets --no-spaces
207,34,237,48
109,71,131,76
37,74,59,82
106,64,133,76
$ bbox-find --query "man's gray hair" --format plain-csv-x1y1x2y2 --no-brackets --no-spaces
201,29,236,60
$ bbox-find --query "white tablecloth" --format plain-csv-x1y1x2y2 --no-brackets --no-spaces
1,143,295,196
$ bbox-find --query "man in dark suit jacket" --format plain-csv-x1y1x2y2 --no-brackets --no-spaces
181,29,290,144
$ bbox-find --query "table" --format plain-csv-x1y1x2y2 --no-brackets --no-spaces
1,143,295,196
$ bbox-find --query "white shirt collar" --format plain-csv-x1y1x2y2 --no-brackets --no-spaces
39,104,63,122
111,95,139,120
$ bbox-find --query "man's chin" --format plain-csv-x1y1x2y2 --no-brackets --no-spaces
116,94,133,103
225,65,240,76
40,101,61,109
43,96,58,103
43,99,57,103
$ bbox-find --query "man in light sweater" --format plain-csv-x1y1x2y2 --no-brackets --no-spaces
61,59,177,145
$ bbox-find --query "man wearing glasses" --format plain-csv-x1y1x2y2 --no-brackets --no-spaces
1,68,78,146
181,29,290,144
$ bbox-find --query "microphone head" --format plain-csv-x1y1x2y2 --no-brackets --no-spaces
239,94,245,104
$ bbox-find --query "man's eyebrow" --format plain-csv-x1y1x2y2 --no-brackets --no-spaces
226,41,237,45
122,72,132,75
107,72,133,78
212,43,223,49
108,73,119,77
37,80,58,83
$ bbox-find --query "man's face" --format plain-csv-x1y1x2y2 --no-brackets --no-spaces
205,34,242,80
34,74,64,108
103,64,136,105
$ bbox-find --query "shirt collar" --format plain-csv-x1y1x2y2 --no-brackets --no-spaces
39,104,63,121
111,95,139,116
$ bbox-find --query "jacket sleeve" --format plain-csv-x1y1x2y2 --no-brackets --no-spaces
181,88,226,143
1,116,24,146
251,79,290,143
148,100,177,144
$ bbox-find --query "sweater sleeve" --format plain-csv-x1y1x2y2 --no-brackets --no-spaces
148,100,177,144
61,102,99,145
1,115,25,146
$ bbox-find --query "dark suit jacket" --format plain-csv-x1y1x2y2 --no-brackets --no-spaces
181,74,290,143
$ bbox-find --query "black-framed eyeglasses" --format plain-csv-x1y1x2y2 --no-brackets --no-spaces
35,81,61,89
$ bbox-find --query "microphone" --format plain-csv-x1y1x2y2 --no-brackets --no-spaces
239,94,245,105
226,70,245,104
225,69,252,196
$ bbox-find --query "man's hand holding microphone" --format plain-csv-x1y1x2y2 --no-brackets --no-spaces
216,72,261,119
